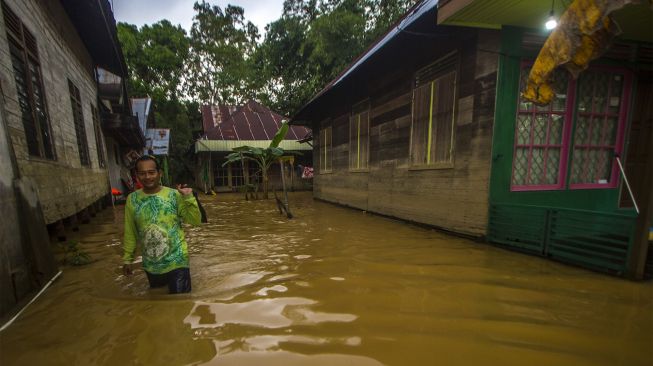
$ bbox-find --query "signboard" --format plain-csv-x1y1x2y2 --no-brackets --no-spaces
144,128,170,155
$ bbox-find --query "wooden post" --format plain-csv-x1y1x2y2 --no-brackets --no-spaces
227,163,233,191
239,153,249,200
627,122,653,280
79,208,91,224
279,158,293,218
64,214,80,232
290,157,295,192
54,220,66,242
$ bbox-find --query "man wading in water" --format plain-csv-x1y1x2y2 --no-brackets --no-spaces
122,155,201,293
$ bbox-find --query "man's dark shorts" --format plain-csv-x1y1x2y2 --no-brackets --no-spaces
145,267,192,294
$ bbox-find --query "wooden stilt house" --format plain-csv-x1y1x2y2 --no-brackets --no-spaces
290,0,652,278
196,100,312,193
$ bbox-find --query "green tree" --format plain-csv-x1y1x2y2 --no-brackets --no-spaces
153,100,199,184
253,0,418,117
117,20,189,99
184,1,259,105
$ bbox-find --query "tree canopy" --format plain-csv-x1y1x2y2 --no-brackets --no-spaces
116,0,419,181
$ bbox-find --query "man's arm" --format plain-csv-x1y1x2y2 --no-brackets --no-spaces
177,185,201,226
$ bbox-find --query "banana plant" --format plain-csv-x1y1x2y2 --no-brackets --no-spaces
222,121,299,199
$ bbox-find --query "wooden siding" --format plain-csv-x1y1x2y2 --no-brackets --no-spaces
0,0,109,223
313,29,499,237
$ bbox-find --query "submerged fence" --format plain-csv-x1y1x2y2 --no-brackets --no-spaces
488,203,638,276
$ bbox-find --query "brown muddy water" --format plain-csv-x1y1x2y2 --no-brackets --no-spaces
0,192,651,366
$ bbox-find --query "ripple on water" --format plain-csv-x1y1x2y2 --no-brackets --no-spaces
1,192,651,366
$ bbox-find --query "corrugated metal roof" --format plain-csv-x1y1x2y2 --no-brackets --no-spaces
195,140,312,152
290,0,439,124
202,100,311,141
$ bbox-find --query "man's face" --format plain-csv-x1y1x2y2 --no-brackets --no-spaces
135,159,161,190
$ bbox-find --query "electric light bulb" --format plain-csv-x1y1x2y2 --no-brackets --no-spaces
545,16,557,30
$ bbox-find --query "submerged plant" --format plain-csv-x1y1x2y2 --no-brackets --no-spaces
223,121,300,199
60,240,92,266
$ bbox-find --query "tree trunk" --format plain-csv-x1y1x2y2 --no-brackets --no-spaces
263,171,269,199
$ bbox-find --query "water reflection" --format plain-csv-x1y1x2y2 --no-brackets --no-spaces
184,297,356,330
0,192,650,366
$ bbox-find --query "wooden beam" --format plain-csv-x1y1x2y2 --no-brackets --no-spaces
437,0,476,24
627,117,653,280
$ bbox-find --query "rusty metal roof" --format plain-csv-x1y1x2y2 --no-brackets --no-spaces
202,100,311,141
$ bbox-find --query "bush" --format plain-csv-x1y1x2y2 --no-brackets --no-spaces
60,241,92,266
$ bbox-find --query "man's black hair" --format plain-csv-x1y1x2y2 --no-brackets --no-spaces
135,155,160,170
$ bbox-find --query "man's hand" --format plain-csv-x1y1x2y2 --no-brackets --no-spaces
176,184,193,196
122,264,133,276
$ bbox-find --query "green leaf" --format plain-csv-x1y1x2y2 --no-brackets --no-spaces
250,147,264,155
233,146,253,152
270,147,284,156
270,121,289,148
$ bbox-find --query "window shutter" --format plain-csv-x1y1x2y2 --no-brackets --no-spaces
415,52,458,88
23,28,38,58
2,1,22,40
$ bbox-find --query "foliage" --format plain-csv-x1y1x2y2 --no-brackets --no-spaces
117,20,189,100
222,122,299,199
153,99,197,184
117,0,419,184
117,22,199,185
252,0,419,116
184,1,259,105
60,241,92,266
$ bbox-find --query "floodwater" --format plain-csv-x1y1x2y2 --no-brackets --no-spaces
0,192,651,366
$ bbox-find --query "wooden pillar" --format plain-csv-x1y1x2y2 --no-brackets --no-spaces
290,157,295,192
88,203,97,218
627,121,653,280
227,163,233,190
65,214,79,232
54,220,66,242
78,208,91,224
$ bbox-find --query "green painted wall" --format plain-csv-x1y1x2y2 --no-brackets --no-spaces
488,26,639,216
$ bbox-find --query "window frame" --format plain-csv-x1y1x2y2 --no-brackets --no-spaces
409,52,458,170
319,121,332,174
3,1,56,160
68,80,90,166
349,100,370,172
568,66,632,190
510,62,576,191
91,104,106,168
510,62,632,192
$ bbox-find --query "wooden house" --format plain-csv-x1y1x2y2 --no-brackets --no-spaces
196,100,312,193
290,0,652,278
0,0,140,317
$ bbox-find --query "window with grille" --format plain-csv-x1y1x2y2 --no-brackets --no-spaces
570,70,629,188
512,67,571,189
349,101,369,170
319,124,332,173
410,53,457,167
68,80,90,166
214,164,229,187
230,163,245,187
91,104,106,168
3,1,55,160
247,161,261,185
512,65,631,191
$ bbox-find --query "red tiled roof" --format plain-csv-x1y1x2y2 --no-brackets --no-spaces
202,100,311,141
